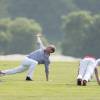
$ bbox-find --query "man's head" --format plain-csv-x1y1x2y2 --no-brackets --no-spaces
45,45,56,54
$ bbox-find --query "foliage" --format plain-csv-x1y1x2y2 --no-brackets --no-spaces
0,0,9,18
1,0,100,55
62,11,100,57
0,18,42,54
0,0,77,43
74,0,100,13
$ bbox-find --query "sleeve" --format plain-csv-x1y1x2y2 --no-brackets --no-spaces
37,36,45,49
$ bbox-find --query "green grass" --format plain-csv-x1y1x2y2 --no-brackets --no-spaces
0,61,100,100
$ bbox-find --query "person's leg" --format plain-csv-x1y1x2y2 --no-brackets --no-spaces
1,57,32,76
77,60,88,85
77,60,88,79
26,59,38,80
2,65,27,75
83,64,95,86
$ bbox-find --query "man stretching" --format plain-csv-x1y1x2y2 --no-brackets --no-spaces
0,34,55,81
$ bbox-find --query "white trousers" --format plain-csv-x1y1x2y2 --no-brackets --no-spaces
77,58,96,81
2,57,38,79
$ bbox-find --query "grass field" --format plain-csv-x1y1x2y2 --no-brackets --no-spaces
0,61,100,100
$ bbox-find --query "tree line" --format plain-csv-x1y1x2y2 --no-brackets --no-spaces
0,0,100,57
0,18,41,54
62,11,100,57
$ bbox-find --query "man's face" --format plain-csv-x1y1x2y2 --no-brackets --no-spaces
46,47,55,53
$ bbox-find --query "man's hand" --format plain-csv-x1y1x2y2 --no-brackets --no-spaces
36,33,41,37
94,68,100,85
97,78,100,85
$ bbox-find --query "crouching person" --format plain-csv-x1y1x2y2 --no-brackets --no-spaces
77,56,100,86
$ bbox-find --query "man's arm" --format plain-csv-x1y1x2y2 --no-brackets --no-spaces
44,63,50,81
37,35,45,49
77,62,80,75
94,67,100,85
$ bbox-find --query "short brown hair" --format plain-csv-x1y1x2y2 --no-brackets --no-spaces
48,45,56,53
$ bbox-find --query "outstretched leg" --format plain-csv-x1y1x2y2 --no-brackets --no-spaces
1,65,27,75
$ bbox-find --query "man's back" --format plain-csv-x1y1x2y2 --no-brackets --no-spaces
27,49,50,64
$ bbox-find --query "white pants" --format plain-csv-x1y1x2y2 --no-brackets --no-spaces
77,58,96,81
2,57,38,79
